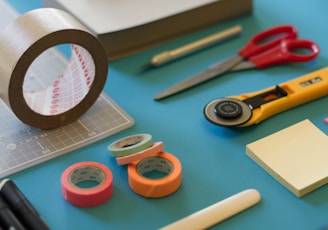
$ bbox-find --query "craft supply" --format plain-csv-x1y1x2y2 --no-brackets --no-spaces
246,119,328,197
155,25,319,100
108,134,153,157
141,25,242,70
160,189,261,230
116,141,164,165
61,162,113,207
0,195,25,230
0,179,50,230
0,8,108,130
108,134,182,198
128,152,182,198
204,67,328,127
0,1,134,179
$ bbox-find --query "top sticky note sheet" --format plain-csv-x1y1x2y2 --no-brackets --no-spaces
246,119,328,197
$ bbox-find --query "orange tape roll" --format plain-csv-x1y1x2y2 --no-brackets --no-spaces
61,161,113,207
128,152,182,198
116,141,164,165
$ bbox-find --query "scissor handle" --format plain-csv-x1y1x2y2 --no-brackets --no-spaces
249,39,320,68
238,25,298,58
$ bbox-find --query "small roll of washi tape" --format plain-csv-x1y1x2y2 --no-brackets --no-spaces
108,134,153,157
116,141,164,165
61,161,113,207
128,152,182,198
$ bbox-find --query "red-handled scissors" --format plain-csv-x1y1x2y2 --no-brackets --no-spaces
154,25,320,100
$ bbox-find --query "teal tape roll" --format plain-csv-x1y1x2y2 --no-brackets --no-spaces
108,134,153,157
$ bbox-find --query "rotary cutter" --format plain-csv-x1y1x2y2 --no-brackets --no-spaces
204,67,328,127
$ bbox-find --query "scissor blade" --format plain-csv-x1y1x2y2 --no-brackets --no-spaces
230,61,256,71
154,55,243,100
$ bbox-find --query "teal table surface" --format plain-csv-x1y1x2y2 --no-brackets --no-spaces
3,0,328,229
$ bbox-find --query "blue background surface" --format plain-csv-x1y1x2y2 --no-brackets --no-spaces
3,0,328,229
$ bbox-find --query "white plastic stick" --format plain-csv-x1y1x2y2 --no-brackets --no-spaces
160,189,261,230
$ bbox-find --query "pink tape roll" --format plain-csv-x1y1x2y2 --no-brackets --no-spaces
116,142,164,165
61,161,113,207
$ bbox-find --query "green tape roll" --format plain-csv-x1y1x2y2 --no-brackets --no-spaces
108,134,153,157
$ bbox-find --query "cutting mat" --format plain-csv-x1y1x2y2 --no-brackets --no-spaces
0,0,134,178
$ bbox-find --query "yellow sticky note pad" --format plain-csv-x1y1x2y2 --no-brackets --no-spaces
246,119,328,197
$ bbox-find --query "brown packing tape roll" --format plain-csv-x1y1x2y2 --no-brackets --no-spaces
0,8,108,129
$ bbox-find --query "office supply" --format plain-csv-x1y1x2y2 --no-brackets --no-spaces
204,67,328,127
0,195,25,230
108,133,153,157
116,142,164,165
0,8,108,130
7,0,328,229
0,92,134,179
246,119,328,197
160,189,261,230
43,0,252,60
141,25,242,70
0,0,134,178
0,179,49,230
108,135,181,197
128,152,182,198
61,162,113,207
155,25,319,100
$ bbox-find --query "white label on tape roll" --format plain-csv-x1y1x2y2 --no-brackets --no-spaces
0,8,108,129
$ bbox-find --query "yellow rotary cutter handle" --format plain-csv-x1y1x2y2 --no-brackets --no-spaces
204,67,328,127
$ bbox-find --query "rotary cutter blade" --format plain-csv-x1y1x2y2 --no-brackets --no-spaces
204,98,252,127
204,67,328,128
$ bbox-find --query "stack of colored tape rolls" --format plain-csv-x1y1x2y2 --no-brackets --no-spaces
108,134,182,198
